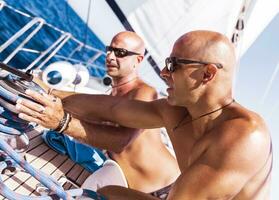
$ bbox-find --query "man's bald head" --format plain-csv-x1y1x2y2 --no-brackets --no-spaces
172,30,236,71
106,31,145,78
164,30,236,105
111,31,145,55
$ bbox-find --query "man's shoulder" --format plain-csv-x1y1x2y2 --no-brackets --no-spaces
218,106,269,142
226,105,267,134
129,81,158,101
135,81,156,93
211,106,270,166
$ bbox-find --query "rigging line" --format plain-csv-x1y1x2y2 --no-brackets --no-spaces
266,98,279,121
65,0,70,30
4,3,32,18
74,0,92,92
233,31,245,97
233,0,249,94
82,0,92,54
260,60,279,105
64,0,75,62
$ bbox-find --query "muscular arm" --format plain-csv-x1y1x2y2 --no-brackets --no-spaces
33,75,165,129
16,94,142,152
66,119,141,153
62,88,166,129
26,77,166,129
51,89,76,99
167,119,271,200
16,85,166,151
64,85,161,152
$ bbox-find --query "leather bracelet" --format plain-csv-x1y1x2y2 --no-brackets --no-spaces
53,111,71,133
47,88,53,95
59,112,72,133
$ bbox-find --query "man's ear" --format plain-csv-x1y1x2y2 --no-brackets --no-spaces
203,64,217,83
136,55,144,63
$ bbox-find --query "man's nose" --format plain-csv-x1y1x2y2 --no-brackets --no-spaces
106,51,116,62
160,66,170,81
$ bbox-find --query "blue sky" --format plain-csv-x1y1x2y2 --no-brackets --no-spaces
235,13,279,199
236,13,279,134
236,13,279,130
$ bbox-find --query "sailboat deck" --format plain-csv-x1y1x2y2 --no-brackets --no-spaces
0,129,91,198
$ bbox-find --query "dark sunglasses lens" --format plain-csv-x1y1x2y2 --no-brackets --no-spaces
114,49,128,57
106,46,126,57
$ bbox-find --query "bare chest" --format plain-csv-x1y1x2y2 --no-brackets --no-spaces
168,125,212,170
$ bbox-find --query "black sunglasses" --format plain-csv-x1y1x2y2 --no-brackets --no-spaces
106,46,141,58
165,57,223,73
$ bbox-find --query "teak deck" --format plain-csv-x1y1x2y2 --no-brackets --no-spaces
0,129,91,199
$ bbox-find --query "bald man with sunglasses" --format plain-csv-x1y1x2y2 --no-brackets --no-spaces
16,31,180,199
17,30,272,200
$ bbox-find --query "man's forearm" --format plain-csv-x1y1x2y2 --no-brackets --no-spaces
52,89,76,100
62,94,161,129
62,94,121,122
64,118,141,153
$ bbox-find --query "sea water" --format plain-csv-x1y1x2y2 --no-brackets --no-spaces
0,0,106,78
